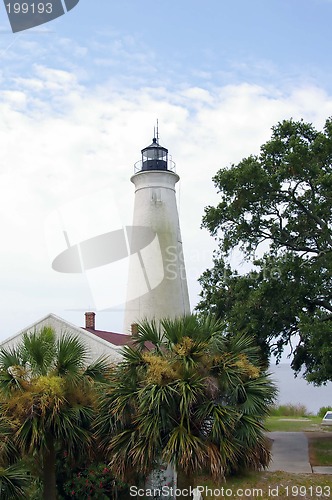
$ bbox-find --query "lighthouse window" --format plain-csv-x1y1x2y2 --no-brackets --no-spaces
143,149,167,161
141,143,168,171
151,188,162,203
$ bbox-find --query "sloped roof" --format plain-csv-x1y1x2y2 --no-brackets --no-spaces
84,328,154,351
0,313,125,363
83,328,132,346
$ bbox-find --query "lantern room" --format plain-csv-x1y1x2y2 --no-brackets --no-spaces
141,137,168,171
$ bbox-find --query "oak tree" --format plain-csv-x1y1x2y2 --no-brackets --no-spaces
198,118,332,384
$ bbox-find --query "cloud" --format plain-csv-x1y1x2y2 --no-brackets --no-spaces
1,56,332,338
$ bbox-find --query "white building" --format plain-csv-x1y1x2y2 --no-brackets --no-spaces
0,312,130,363
124,134,190,333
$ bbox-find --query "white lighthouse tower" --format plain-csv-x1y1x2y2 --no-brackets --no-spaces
123,130,190,333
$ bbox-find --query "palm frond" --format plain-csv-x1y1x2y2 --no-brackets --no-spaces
162,425,207,474
83,355,113,383
108,429,139,478
196,401,238,440
0,462,31,499
130,432,161,474
216,332,263,367
21,327,56,375
0,415,20,466
55,333,88,379
232,374,278,416
196,314,225,341
121,345,145,365
176,378,205,424
205,442,225,481
0,348,22,371
0,348,26,395
131,318,163,351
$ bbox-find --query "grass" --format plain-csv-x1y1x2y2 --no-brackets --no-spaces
265,405,332,432
308,434,332,466
266,415,324,432
197,471,332,499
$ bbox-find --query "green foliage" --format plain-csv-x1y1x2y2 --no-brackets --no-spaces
269,404,309,417
199,117,332,384
0,462,31,499
0,327,113,499
309,436,332,466
21,327,56,376
317,406,332,418
61,461,128,499
266,416,321,432
96,315,277,482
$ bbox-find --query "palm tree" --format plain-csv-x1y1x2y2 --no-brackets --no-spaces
0,414,31,499
96,314,277,488
0,327,111,500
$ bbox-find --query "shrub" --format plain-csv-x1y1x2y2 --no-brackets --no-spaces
62,462,129,499
317,406,332,418
269,403,309,417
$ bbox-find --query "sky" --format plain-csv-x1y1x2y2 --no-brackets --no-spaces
1,0,332,343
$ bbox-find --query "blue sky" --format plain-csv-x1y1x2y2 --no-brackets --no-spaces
1,0,332,341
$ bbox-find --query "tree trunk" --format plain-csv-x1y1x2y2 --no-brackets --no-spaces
43,435,57,500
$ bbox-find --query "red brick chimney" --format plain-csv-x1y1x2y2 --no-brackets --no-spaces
85,312,96,330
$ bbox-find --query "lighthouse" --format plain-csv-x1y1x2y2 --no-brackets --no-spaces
123,130,190,333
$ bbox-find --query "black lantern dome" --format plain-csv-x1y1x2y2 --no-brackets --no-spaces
141,137,168,171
